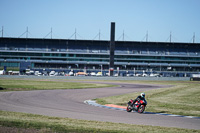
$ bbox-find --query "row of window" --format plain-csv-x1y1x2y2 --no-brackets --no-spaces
1,52,200,62
1,57,200,65
0,52,109,58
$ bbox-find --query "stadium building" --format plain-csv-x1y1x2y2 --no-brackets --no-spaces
0,36,200,77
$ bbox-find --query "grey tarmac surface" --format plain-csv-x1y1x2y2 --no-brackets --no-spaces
0,80,199,130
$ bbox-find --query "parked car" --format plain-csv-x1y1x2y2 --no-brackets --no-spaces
96,72,102,76
149,73,160,77
90,72,96,76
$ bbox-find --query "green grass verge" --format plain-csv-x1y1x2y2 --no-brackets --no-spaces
96,81,200,117
0,110,199,133
0,78,116,91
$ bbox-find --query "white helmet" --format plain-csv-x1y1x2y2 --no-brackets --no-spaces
141,93,145,98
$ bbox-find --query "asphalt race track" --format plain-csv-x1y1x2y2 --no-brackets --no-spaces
0,81,199,130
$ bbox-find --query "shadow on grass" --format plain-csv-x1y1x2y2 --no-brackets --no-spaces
0,87,6,90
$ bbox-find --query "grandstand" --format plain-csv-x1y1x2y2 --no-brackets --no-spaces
0,37,200,77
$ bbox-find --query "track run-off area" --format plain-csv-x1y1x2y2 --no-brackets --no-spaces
0,76,199,130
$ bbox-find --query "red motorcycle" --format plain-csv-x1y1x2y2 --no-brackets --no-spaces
127,99,147,113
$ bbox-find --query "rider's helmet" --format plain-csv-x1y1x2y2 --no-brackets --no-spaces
141,93,145,98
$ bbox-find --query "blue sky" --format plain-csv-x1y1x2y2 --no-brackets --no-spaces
0,0,200,43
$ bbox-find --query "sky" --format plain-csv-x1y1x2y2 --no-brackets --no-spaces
0,0,200,43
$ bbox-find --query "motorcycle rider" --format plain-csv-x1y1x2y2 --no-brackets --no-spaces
131,93,146,110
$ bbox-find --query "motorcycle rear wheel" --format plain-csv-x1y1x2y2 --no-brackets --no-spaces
137,105,145,113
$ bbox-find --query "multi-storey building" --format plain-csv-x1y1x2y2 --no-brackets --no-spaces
0,37,200,76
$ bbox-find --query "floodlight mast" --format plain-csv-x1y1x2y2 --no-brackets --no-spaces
1,26,3,37
109,22,115,76
193,32,195,43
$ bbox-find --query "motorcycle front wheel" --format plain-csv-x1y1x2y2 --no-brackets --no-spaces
137,105,145,113
126,105,132,112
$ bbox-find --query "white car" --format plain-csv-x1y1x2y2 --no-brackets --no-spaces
49,71,56,76
150,73,160,77
0,70,5,75
142,73,148,77
135,73,142,77
90,72,96,76
114,73,118,77
69,71,74,76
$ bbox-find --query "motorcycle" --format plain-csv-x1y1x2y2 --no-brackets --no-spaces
126,99,147,113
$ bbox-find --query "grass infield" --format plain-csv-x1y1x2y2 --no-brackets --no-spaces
0,78,116,91
96,80,200,117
